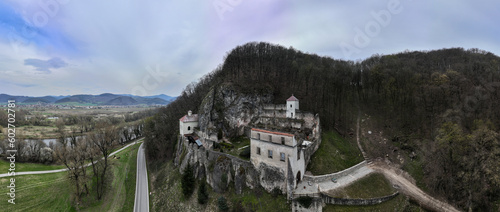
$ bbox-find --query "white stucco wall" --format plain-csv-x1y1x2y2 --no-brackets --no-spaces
250,129,305,189
288,150,305,187
179,121,199,135
286,100,299,118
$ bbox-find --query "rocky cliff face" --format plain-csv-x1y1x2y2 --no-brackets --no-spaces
178,139,260,194
198,83,273,140
178,138,288,195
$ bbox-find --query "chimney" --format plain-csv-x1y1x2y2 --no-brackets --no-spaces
188,110,192,116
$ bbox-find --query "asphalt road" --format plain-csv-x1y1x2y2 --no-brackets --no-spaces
134,143,149,212
0,139,142,178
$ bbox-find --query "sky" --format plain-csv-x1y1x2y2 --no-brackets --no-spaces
0,0,498,97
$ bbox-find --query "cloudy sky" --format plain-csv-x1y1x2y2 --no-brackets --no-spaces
0,0,498,97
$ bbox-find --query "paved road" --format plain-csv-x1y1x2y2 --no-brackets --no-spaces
134,143,149,212
0,139,143,178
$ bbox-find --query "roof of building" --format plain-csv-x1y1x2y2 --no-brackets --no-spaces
195,140,202,146
287,95,299,101
251,128,294,137
179,114,199,122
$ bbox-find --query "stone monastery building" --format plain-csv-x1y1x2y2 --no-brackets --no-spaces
178,95,320,198
250,127,305,187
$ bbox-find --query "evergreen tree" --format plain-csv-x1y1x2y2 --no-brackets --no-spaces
197,179,209,204
217,196,228,212
181,162,195,198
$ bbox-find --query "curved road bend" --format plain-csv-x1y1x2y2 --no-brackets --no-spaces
0,139,143,178
134,143,149,212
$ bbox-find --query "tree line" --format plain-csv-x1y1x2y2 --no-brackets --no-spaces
52,118,144,204
0,121,143,164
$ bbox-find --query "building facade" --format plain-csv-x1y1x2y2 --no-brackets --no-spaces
250,128,305,192
179,110,199,135
286,95,299,118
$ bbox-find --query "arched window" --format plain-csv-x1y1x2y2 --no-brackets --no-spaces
188,126,191,131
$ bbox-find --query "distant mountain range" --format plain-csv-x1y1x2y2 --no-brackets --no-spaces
0,93,177,106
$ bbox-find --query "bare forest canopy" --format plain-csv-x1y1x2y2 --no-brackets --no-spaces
144,42,500,211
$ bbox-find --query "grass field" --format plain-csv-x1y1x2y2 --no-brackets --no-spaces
0,160,66,173
224,136,251,160
323,194,427,212
0,142,141,212
402,158,428,193
307,131,364,175
0,171,74,212
326,173,395,199
321,160,427,211
80,142,140,212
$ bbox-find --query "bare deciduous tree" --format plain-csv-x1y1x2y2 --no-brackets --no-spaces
89,121,118,200
54,136,89,203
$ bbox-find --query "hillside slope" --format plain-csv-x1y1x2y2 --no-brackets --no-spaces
144,42,500,211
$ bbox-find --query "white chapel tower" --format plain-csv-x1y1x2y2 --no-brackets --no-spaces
286,95,299,118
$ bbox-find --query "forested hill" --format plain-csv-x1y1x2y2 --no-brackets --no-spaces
144,42,500,210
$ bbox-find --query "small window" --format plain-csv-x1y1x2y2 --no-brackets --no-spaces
280,152,285,161
297,148,301,160
256,147,261,155
281,137,285,145
257,133,260,140
290,104,292,108
188,126,191,131
291,112,293,117
268,150,273,159
268,135,272,142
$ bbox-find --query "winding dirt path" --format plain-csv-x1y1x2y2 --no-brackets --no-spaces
370,162,460,212
356,111,461,212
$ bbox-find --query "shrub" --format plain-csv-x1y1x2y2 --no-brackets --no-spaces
271,187,282,197
220,173,228,192
238,146,250,158
197,179,209,204
219,142,233,149
217,196,229,211
213,142,220,150
217,128,223,140
181,162,196,198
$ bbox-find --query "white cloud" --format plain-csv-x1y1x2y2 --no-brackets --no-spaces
0,0,499,96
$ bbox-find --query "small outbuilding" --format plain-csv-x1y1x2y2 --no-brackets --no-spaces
179,110,199,135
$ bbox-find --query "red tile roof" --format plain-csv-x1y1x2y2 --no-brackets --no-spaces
251,128,294,137
287,95,299,101
179,114,199,122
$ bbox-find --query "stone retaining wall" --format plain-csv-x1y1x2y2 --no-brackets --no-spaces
263,104,286,110
302,161,367,183
321,192,399,205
